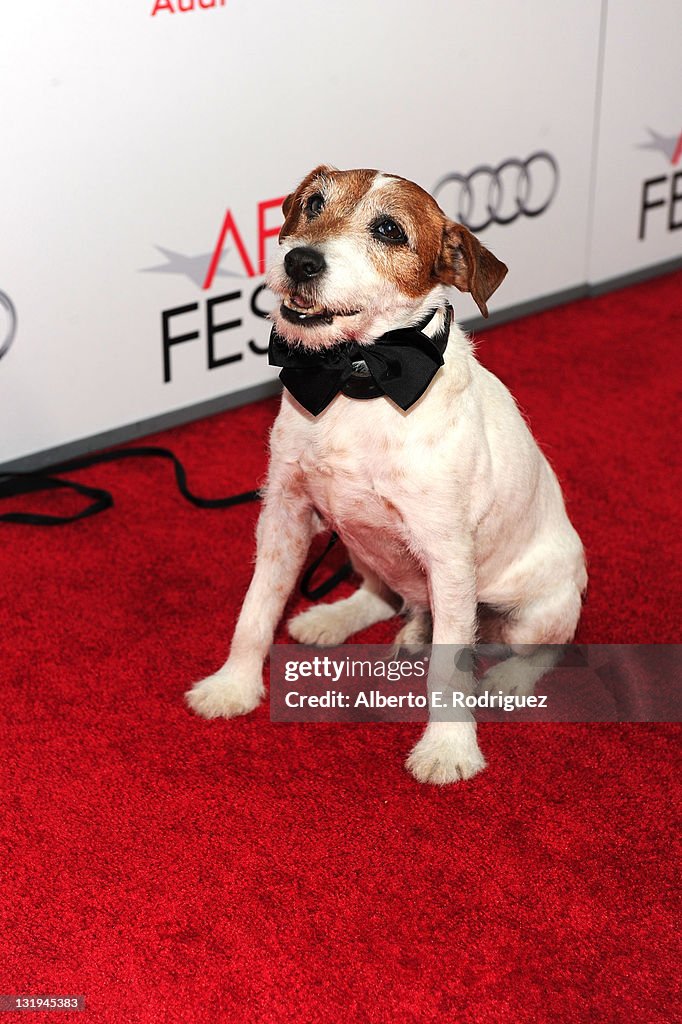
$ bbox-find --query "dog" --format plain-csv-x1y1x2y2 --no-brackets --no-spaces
186,165,587,784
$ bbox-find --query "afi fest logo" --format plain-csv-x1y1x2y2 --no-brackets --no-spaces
150,0,227,15
637,127,682,240
142,196,285,384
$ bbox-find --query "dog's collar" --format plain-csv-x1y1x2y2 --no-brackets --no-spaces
269,304,453,416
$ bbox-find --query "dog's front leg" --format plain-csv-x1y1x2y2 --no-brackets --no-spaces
405,545,486,784
186,471,314,720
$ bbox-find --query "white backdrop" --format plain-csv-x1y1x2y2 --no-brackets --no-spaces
0,1,678,466
589,2,682,282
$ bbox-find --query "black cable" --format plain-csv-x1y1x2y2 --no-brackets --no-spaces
0,445,351,598
0,445,259,526
300,532,353,600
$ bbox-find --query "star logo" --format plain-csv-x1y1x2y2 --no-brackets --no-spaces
638,127,682,166
139,246,244,288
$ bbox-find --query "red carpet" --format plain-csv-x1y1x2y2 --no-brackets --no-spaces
1,273,680,1022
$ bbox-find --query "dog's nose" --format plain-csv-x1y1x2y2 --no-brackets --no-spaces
284,247,326,282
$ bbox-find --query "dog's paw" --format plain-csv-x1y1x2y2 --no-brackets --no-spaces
406,726,486,785
288,604,352,646
185,670,264,720
479,653,545,698
391,615,431,656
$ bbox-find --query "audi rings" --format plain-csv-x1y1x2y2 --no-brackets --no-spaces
0,291,17,362
433,152,559,232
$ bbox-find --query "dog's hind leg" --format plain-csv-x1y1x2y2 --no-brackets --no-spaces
392,608,432,654
288,561,399,646
479,583,583,696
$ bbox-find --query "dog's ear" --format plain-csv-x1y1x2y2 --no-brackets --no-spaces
279,164,335,240
436,221,507,318
279,192,300,240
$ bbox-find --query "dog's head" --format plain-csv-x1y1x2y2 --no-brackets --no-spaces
267,165,507,349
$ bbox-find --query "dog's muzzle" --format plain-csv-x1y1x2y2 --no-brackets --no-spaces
284,247,326,283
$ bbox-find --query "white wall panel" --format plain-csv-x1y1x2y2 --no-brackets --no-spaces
589,1,682,283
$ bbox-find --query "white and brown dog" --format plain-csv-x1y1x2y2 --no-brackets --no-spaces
186,165,587,784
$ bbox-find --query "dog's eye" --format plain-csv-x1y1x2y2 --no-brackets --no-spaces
372,218,408,245
305,193,325,218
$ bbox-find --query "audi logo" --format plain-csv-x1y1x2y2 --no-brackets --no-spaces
0,291,17,362
433,151,559,232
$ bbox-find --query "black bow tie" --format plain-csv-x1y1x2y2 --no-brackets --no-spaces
268,305,452,416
